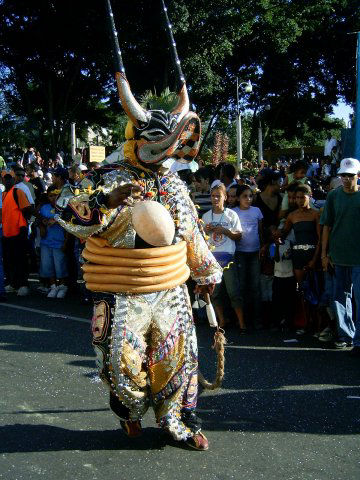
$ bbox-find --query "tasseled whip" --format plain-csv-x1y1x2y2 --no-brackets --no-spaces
198,293,226,390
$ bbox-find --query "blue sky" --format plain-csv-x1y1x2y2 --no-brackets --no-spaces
332,101,353,124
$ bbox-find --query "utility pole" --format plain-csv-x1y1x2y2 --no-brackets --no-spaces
71,122,76,160
236,79,252,171
258,118,263,164
236,78,243,171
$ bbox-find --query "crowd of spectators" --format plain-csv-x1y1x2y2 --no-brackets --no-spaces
0,146,360,357
187,155,360,357
0,147,91,301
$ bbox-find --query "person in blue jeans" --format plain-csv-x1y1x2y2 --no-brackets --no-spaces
233,185,264,330
320,158,360,356
39,185,68,299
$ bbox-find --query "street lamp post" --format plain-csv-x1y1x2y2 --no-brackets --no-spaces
258,104,270,164
258,118,263,164
236,79,252,172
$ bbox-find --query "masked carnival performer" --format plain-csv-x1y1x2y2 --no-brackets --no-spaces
55,0,222,451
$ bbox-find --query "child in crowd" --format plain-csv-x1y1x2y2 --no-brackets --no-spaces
281,184,320,285
233,185,264,330
39,185,68,298
226,185,239,209
202,183,244,331
280,161,308,214
279,181,301,219
280,184,320,332
272,223,296,331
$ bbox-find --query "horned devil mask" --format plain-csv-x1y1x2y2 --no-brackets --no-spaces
105,0,201,166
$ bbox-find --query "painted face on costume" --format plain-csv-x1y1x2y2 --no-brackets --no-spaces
227,187,238,207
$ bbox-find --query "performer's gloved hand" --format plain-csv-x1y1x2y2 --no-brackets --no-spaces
106,184,143,208
194,284,215,296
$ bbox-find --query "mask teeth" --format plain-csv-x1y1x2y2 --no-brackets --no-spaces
160,0,186,90
105,0,125,75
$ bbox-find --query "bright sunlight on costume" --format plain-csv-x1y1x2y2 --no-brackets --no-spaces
55,0,222,450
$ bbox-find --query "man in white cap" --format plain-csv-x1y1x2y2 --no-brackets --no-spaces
320,158,360,356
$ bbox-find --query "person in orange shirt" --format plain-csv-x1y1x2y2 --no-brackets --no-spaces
1,171,33,296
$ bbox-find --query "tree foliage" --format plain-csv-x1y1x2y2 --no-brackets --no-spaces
0,0,358,157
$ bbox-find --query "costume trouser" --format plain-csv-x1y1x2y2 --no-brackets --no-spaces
92,283,199,441
2,228,29,289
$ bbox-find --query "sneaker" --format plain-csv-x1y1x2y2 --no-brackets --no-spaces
349,346,360,357
17,286,30,296
332,341,353,350
47,285,59,298
186,432,209,451
120,420,142,438
56,285,68,298
4,285,17,293
296,328,305,335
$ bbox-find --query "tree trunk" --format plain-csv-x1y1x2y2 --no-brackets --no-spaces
198,109,220,156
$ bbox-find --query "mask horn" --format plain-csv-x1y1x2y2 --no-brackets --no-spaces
105,0,149,127
160,0,190,121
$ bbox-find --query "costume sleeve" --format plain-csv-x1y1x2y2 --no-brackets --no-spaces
179,189,222,285
55,174,136,248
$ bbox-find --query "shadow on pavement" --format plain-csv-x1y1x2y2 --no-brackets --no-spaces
2,305,360,440
0,424,166,453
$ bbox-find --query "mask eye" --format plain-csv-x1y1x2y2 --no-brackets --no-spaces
140,129,168,141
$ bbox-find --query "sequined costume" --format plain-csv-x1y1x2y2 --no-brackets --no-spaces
55,0,222,444
56,165,222,441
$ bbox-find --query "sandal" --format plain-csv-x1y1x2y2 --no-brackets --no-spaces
120,420,142,438
186,432,209,451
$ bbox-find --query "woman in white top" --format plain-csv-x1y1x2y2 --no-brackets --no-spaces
203,183,244,332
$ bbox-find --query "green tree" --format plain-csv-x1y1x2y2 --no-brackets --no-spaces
0,0,358,157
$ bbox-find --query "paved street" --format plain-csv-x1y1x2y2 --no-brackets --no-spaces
1,288,359,480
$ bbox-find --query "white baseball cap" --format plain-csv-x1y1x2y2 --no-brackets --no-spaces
337,158,360,175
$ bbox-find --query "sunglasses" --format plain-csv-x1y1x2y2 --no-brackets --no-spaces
340,173,356,178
